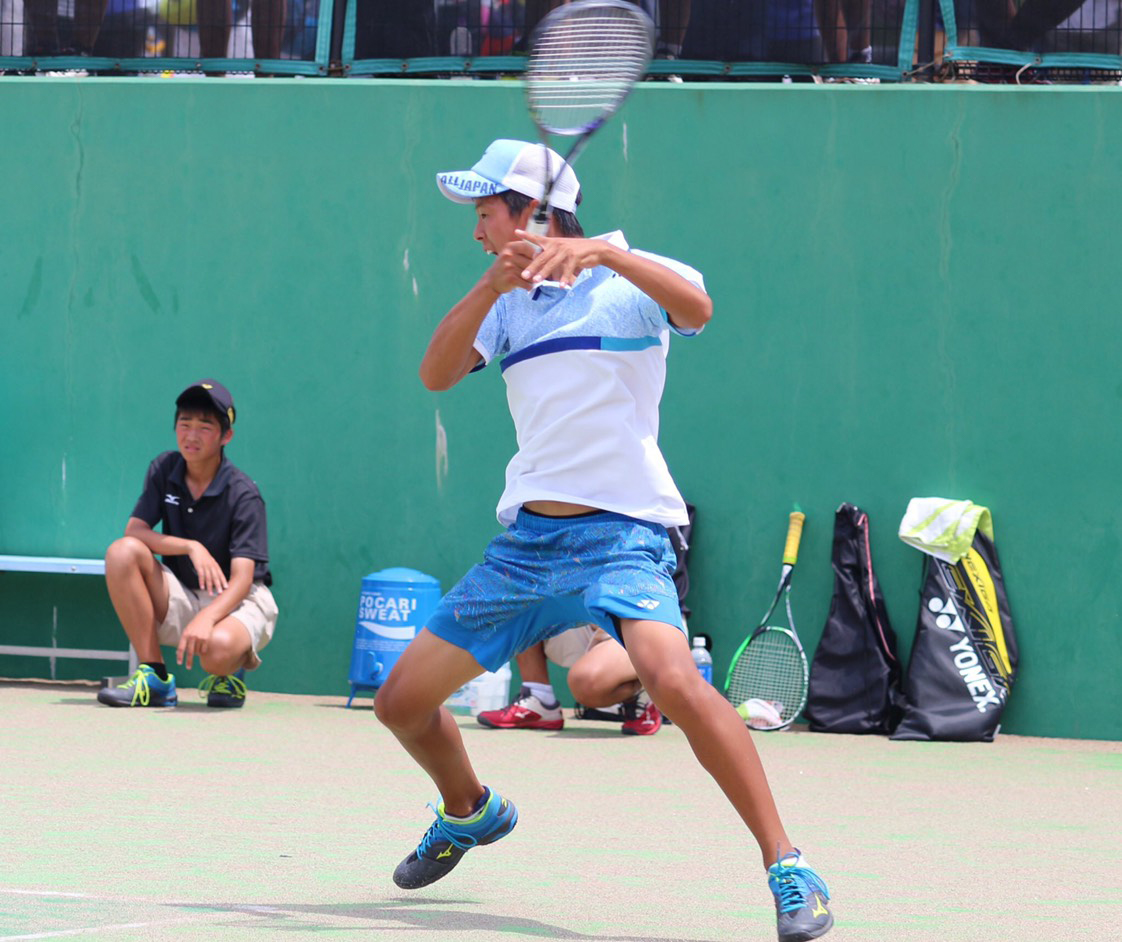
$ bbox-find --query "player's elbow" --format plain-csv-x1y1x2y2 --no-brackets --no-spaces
693,295,714,327
419,360,455,392
670,295,713,331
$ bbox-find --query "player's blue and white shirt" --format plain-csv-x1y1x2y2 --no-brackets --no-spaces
471,231,705,529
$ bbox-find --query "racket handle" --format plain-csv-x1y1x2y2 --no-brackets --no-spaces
782,511,805,566
523,212,548,256
526,212,549,238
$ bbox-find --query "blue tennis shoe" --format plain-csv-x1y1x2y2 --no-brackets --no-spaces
393,786,518,889
768,850,833,941
97,665,178,708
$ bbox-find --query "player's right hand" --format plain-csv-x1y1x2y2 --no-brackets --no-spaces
188,542,228,597
487,239,539,294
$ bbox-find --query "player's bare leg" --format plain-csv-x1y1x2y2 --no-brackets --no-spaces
619,617,792,867
376,629,519,889
374,629,490,815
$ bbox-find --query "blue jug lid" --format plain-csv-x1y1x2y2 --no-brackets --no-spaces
363,567,440,586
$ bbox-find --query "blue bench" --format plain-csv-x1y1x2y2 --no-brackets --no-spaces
0,555,137,671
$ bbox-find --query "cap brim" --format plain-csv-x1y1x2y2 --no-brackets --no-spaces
436,170,506,204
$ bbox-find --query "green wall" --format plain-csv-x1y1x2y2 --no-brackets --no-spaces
2,79,1119,740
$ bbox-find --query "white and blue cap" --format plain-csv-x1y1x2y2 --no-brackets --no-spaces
436,139,581,213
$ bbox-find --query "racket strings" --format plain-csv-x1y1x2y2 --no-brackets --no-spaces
726,630,806,724
526,8,653,134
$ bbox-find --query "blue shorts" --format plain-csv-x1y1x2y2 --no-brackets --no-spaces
427,509,684,672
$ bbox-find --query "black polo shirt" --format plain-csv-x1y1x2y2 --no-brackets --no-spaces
131,451,272,589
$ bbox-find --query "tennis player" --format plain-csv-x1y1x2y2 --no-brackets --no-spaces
373,139,833,942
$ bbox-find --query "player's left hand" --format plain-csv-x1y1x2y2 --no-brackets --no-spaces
177,617,215,670
516,232,606,288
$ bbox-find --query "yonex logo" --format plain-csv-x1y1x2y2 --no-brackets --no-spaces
930,595,1002,713
927,595,965,634
164,494,180,506
635,599,658,611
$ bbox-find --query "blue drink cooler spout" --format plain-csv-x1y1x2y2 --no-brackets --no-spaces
347,567,441,707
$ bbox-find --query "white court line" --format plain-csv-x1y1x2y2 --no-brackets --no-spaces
0,892,98,899
0,917,214,941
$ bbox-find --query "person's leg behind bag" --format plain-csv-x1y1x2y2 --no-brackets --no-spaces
567,628,662,735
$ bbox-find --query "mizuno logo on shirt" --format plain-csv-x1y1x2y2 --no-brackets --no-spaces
164,495,180,506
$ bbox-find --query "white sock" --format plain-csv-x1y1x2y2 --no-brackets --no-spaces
773,849,805,869
525,682,557,707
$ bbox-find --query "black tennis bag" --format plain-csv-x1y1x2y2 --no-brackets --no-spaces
805,503,903,734
891,530,1019,742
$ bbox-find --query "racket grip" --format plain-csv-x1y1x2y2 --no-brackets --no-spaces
526,213,549,238
782,512,805,566
523,213,548,256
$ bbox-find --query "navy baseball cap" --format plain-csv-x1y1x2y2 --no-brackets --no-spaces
176,380,236,429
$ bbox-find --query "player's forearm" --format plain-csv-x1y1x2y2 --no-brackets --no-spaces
419,275,497,391
601,244,713,330
125,517,198,558
192,561,254,624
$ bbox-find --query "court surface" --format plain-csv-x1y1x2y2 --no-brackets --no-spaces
1,681,1119,941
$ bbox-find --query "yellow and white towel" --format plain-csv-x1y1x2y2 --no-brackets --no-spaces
898,497,994,564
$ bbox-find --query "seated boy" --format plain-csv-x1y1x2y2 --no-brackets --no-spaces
98,380,277,709
477,625,664,735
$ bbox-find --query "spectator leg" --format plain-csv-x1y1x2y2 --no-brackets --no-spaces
813,0,849,62
71,0,109,53
197,0,231,59
250,0,286,60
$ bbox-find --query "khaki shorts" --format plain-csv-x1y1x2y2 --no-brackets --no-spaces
542,624,612,669
156,564,278,670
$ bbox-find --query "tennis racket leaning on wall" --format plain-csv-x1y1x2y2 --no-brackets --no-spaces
523,0,655,239
725,511,809,731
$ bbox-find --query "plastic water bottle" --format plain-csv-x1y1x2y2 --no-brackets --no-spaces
469,662,512,716
691,636,713,685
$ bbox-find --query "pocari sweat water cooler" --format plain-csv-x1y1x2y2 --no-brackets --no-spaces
347,567,441,707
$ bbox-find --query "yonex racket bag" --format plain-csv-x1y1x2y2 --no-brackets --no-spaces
805,503,903,734
891,530,1019,742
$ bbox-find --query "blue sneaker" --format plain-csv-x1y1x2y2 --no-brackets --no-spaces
768,851,833,941
393,786,518,889
97,665,178,708
200,669,247,708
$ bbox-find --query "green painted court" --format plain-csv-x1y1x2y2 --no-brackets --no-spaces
2,681,1118,941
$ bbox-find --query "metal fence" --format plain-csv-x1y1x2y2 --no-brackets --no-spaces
2,0,1121,80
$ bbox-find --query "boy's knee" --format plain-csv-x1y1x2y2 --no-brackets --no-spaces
642,661,703,712
373,680,433,737
373,684,406,731
566,660,597,700
199,626,250,675
105,536,152,573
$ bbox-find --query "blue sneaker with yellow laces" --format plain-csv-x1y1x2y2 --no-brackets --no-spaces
768,850,834,941
393,786,518,889
97,665,178,708
200,669,247,708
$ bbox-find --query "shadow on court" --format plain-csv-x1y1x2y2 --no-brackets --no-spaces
174,900,720,941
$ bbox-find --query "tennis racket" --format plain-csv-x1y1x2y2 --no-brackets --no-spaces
523,0,655,238
725,511,809,731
